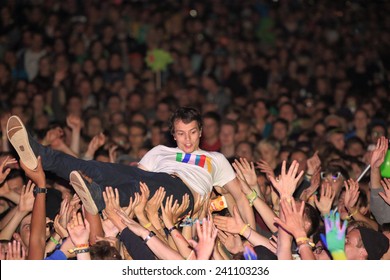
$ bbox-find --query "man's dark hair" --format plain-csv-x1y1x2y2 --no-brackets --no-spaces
90,241,122,260
169,107,203,135
304,202,320,237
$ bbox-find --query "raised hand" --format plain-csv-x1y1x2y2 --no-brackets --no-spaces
300,166,321,202
273,199,306,239
306,151,321,177
109,144,118,163
66,114,82,131
5,240,26,260
124,192,141,218
54,198,70,238
214,206,246,234
217,230,244,254
322,211,348,259
269,160,304,199
370,136,388,168
85,133,106,157
172,193,190,223
188,217,218,260
68,193,81,216
145,186,166,217
67,212,90,246
115,208,146,237
161,195,179,229
101,211,120,238
103,186,121,214
0,156,17,184
379,178,390,205
134,182,150,217
256,159,275,180
102,186,126,232
233,158,258,189
314,182,336,216
17,180,35,213
343,179,360,211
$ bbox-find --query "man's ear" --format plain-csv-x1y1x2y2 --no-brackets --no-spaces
359,247,368,260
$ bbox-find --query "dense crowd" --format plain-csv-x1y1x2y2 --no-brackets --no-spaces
0,0,390,260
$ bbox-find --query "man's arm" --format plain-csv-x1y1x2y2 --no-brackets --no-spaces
222,178,255,229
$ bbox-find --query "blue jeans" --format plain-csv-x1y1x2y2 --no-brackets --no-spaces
30,139,194,213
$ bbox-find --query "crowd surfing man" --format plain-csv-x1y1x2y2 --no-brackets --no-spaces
7,107,255,227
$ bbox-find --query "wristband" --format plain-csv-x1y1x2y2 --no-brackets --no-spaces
239,224,250,236
168,226,177,234
246,189,258,206
346,209,358,220
74,248,90,254
143,231,156,243
68,245,90,254
50,236,59,245
296,237,315,248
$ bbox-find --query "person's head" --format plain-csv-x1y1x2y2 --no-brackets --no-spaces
288,149,308,174
6,169,26,195
169,107,203,153
90,240,122,260
271,118,289,143
353,108,370,130
367,122,387,146
321,164,349,201
326,127,345,151
278,102,297,124
201,111,221,141
128,122,147,151
219,119,238,148
256,138,280,165
345,136,365,158
85,115,103,139
13,213,53,250
345,227,389,260
235,141,255,162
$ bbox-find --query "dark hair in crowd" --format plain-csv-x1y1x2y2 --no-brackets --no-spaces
169,107,203,134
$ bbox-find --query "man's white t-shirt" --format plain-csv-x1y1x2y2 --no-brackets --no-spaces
139,145,236,196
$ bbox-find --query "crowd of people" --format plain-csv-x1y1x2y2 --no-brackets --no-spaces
0,0,390,260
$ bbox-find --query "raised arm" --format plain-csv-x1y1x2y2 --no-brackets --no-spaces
21,157,47,260
233,158,277,232
368,137,390,224
222,178,255,230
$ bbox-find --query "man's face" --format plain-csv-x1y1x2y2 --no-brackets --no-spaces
329,133,345,151
219,125,235,147
345,228,367,260
173,120,201,153
202,118,219,139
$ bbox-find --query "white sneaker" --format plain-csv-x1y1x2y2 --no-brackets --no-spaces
7,116,38,170
69,171,99,215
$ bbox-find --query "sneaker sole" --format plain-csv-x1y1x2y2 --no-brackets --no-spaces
69,171,99,215
7,116,38,170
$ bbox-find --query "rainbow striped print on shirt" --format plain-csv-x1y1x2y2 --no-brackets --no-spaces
175,153,212,173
